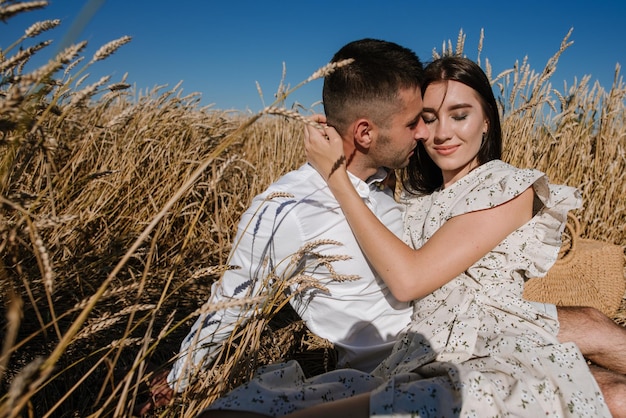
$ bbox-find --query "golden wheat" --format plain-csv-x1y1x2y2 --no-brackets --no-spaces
0,5,623,418
0,1,47,22
90,35,132,63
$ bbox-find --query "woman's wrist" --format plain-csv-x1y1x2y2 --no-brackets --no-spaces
327,167,353,197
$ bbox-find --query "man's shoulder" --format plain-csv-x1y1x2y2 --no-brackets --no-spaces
260,164,326,199
235,164,335,242
237,164,331,220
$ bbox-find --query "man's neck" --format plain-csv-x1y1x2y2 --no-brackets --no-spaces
346,162,379,182
342,142,378,181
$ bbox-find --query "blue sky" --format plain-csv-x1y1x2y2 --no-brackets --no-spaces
2,0,625,113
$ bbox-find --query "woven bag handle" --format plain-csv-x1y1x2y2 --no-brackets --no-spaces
557,213,580,263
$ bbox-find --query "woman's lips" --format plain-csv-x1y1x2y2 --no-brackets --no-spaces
434,145,460,156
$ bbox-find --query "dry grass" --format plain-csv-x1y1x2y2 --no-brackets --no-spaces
0,5,624,418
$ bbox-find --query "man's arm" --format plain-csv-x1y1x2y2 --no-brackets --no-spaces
166,194,304,391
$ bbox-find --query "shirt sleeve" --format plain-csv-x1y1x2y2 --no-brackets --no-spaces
167,195,305,391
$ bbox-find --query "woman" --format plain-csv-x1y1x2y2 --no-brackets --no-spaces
204,57,611,417
297,55,610,417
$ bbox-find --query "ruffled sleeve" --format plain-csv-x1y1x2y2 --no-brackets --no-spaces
445,160,545,217
522,174,582,277
418,160,582,278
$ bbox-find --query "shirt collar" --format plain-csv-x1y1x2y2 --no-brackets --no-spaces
346,168,389,198
365,168,389,186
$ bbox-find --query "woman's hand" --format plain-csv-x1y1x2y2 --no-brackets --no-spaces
304,114,346,181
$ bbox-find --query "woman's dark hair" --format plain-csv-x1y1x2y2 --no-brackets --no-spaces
403,56,502,194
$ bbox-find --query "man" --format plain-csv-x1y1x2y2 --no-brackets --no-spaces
138,38,626,416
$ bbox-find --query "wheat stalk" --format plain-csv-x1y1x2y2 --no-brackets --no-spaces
24,18,60,38
0,0,47,22
90,35,132,63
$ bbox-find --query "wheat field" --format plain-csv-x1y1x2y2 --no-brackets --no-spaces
1,4,625,418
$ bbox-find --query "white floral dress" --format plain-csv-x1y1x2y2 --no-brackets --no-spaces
205,160,611,417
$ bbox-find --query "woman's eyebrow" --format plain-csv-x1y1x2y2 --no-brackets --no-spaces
447,103,473,110
422,102,473,115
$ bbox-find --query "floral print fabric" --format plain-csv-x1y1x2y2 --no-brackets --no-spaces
206,160,611,417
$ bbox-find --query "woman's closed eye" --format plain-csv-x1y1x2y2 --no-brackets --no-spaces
422,113,437,124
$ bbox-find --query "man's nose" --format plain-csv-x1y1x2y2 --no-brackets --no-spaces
414,118,429,140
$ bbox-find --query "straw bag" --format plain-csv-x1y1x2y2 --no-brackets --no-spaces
523,214,626,317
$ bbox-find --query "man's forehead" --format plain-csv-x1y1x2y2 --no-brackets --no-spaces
398,86,423,112
399,85,422,100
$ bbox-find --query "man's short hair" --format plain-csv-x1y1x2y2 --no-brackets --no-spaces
323,38,423,135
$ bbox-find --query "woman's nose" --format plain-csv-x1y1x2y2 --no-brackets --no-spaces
434,117,451,141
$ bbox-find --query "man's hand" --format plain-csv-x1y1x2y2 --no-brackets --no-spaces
133,368,174,416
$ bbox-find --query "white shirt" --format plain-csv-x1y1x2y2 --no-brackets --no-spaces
168,164,412,390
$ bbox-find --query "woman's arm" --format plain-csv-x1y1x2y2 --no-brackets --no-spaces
304,122,533,302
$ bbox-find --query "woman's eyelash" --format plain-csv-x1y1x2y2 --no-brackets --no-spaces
421,114,467,124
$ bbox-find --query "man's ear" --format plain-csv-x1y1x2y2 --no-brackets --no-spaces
354,119,374,150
